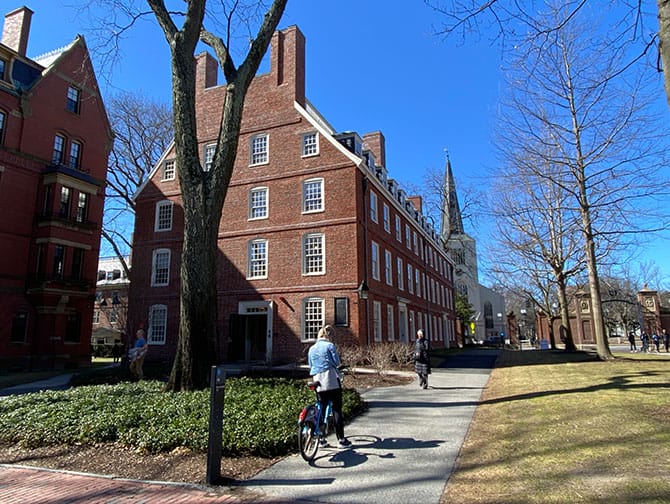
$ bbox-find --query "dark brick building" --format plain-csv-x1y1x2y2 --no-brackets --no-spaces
129,26,456,364
0,7,112,370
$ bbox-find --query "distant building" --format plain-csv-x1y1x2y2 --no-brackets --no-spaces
440,156,506,343
0,7,112,370
92,256,130,355
128,26,457,364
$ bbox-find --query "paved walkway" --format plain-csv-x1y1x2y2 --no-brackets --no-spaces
0,349,499,503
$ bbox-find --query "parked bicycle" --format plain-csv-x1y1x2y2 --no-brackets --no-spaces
297,365,348,461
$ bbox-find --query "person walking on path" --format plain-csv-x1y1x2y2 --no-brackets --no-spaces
414,329,431,389
652,333,661,352
307,324,350,448
129,328,148,379
663,329,669,352
640,332,650,353
628,331,637,352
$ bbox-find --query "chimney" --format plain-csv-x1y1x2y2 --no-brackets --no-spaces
363,131,386,168
195,51,218,90
2,6,33,56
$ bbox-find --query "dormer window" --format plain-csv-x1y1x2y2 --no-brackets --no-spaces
66,86,80,114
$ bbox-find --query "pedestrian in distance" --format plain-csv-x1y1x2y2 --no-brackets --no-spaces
414,329,431,389
663,329,669,353
307,324,351,449
652,333,660,352
129,328,148,379
628,331,637,352
640,332,650,353
112,339,123,364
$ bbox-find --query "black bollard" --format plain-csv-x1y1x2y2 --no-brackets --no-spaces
206,365,226,484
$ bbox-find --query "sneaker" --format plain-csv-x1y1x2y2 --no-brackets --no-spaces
337,438,352,448
319,438,329,447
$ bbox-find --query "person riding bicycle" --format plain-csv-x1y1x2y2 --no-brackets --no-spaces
308,324,351,448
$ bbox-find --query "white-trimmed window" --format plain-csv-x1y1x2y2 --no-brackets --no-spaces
203,143,216,171
302,132,318,157
413,231,418,255
66,85,80,114
397,257,404,290
162,160,176,181
373,301,382,342
405,224,411,249
148,304,167,344
0,110,6,145
415,269,422,298
395,215,402,241
302,233,325,275
249,187,268,220
302,297,324,341
370,191,378,223
302,178,324,213
248,239,268,279
407,263,414,294
387,304,395,341
371,241,380,281
151,249,171,286
155,201,173,231
383,203,390,232
384,249,392,285
250,134,268,165
76,192,89,223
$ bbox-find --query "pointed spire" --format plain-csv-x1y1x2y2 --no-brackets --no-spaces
440,150,464,238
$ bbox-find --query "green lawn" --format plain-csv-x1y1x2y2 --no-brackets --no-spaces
442,351,670,504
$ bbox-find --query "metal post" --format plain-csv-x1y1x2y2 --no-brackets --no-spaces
206,365,226,484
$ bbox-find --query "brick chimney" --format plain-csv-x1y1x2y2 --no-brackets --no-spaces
2,6,33,56
363,131,386,168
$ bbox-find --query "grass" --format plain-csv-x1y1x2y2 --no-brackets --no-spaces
442,350,670,504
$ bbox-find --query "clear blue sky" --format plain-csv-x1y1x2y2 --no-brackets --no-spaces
23,1,670,287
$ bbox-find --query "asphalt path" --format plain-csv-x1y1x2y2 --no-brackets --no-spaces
240,348,500,504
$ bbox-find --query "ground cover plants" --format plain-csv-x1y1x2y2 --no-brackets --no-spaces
441,351,670,504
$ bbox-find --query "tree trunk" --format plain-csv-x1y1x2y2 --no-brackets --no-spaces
557,281,576,352
658,0,670,109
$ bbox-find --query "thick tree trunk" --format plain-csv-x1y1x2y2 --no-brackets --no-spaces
658,0,670,109
557,280,577,352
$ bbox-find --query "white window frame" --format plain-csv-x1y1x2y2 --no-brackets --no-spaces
151,248,171,287
250,133,269,166
302,297,325,341
203,143,216,172
371,241,380,281
248,238,268,279
249,186,268,220
395,215,402,241
162,160,176,181
384,249,392,286
301,132,319,157
373,301,382,342
148,304,167,344
415,269,422,298
155,200,173,231
387,304,395,341
370,191,378,223
407,263,414,294
405,224,411,249
302,178,324,213
397,257,404,290
302,233,325,275
383,203,390,232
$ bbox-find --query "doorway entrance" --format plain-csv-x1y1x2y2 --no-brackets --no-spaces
227,301,273,363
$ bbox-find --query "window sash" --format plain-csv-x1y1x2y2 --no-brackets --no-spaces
162,160,175,181
68,141,81,170
53,135,65,164
156,202,173,231
250,134,268,165
148,305,167,344
248,239,268,278
76,193,88,223
249,188,268,219
303,233,324,274
302,298,324,341
152,250,170,286
204,144,215,171
66,86,80,113
302,132,318,156
302,179,323,212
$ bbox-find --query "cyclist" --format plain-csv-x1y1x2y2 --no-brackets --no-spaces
308,324,351,448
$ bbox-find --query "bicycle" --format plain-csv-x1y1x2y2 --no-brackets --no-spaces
297,365,347,461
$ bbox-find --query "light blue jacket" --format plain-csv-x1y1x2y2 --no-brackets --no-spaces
308,339,341,391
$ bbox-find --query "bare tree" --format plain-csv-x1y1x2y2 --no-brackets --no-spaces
489,4,669,359
103,91,173,276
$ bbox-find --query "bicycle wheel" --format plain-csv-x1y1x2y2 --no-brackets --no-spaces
298,420,320,461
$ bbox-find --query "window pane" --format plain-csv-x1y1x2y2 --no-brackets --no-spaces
303,298,324,340
76,193,88,222
204,144,215,171
152,250,170,285
250,134,268,165
248,240,267,278
303,179,323,212
156,202,173,231
302,132,318,156
69,141,81,170
149,305,167,344
249,187,268,219
53,135,65,164
303,233,324,274
334,297,349,326
66,86,80,113
162,160,175,180
59,187,71,218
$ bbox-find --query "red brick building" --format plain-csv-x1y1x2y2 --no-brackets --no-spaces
0,7,112,370
129,26,456,365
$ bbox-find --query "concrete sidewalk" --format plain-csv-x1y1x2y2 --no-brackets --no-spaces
0,349,499,503
240,349,499,504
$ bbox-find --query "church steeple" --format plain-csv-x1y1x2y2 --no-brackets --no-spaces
440,152,464,239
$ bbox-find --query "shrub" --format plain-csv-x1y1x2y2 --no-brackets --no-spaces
0,377,362,457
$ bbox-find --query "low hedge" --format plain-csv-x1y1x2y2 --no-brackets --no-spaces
0,378,363,457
